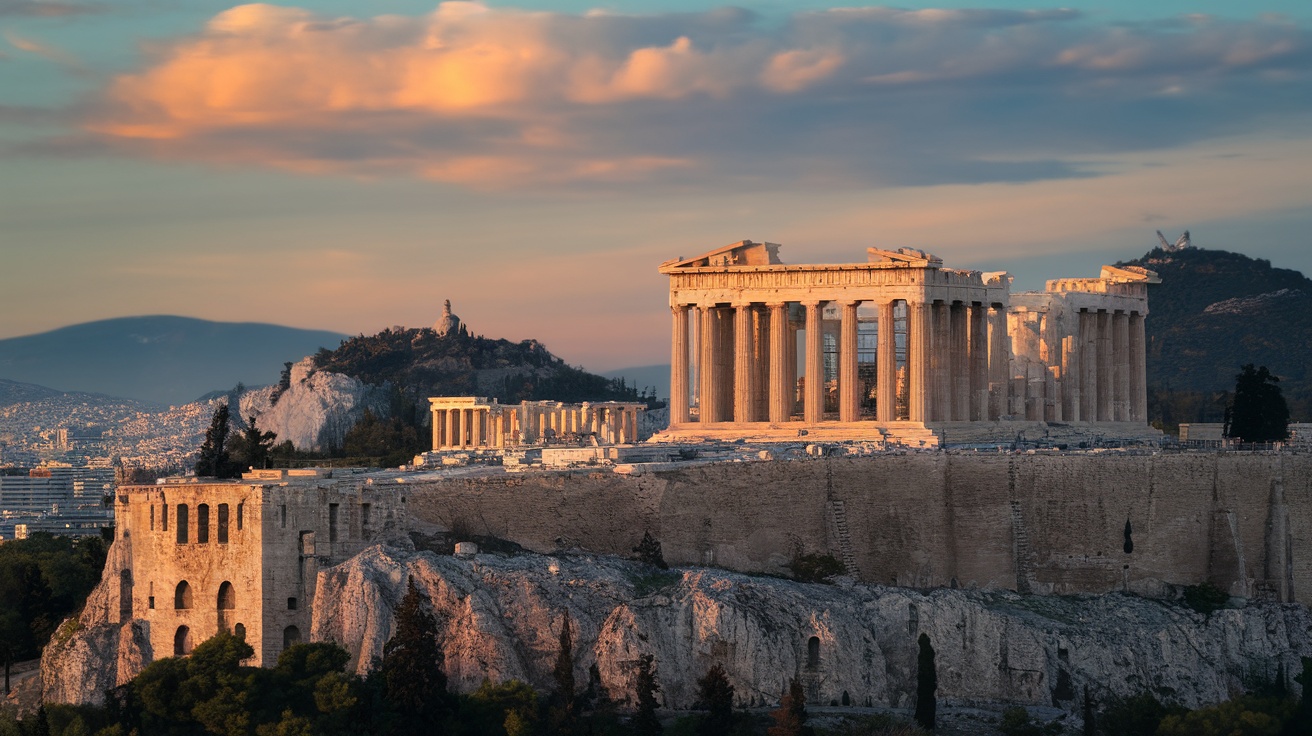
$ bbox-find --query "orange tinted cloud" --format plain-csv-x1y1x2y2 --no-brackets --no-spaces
83,3,1312,188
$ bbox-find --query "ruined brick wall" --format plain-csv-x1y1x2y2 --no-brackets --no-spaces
403,453,1312,603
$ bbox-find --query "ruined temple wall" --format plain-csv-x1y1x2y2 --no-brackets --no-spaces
402,453,1312,604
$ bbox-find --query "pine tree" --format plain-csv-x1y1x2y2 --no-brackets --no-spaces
633,531,668,570
915,633,937,731
631,654,662,736
195,405,232,478
696,663,735,736
230,415,277,471
767,680,811,736
381,578,449,733
1225,364,1290,442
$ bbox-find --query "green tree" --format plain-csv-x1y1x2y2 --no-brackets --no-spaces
695,664,734,736
632,532,668,570
1097,692,1187,736
1224,364,1290,443
1157,696,1293,736
196,405,239,478
381,578,449,733
631,655,662,736
767,680,813,736
227,416,277,472
914,634,937,731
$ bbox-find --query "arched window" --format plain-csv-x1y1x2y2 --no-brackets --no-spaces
283,625,301,650
217,581,236,610
234,623,246,641
176,504,189,544
807,636,820,669
174,580,192,610
197,504,210,544
118,569,133,620
174,625,192,656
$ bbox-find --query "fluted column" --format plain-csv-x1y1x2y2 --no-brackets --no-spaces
752,307,769,421
1112,311,1130,422
969,303,988,421
1129,311,1147,423
768,303,789,422
909,301,932,423
839,301,860,422
988,305,1008,420
1079,309,1096,422
951,302,969,421
474,409,485,447
1096,310,1112,422
877,301,897,422
431,409,442,450
698,306,720,423
804,301,824,424
734,303,753,422
931,301,951,421
1061,336,1078,422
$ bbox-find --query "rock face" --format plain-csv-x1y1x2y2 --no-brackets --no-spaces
313,544,1312,712
40,539,153,706
239,357,389,451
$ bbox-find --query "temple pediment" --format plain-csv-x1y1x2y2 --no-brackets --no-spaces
866,247,943,267
659,240,783,272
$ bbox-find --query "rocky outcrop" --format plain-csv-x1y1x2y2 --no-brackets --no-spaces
314,545,1312,712
239,357,389,451
40,540,154,706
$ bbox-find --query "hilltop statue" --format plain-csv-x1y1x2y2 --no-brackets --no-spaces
433,299,463,337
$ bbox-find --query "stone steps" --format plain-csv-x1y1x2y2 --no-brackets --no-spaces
828,500,858,575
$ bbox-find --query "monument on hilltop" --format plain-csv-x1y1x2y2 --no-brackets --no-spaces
433,299,463,337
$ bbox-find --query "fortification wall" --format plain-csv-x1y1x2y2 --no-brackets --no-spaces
405,452,1312,603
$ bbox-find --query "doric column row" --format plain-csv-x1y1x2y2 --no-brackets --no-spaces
671,297,1006,426
432,403,643,449
1069,308,1144,424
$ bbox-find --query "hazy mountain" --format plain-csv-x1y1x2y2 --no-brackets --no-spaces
0,316,348,406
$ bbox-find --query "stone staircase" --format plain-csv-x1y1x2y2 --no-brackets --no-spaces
828,500,858,575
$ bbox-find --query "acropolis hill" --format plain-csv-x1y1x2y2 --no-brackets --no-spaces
38,240,1312,714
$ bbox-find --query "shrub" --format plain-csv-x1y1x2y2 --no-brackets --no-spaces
789,552,845,583
1182,583,1229,615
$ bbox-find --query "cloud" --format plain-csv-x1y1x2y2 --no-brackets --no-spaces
4,30,84,70
0,0,100,16
78,2,1312,188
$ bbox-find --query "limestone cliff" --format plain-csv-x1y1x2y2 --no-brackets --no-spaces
313,545,1311,712
239,357,390,451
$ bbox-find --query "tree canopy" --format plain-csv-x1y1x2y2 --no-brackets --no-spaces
1224,364,1290,442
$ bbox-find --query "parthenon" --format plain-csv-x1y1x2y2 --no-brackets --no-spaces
658,240,1159,444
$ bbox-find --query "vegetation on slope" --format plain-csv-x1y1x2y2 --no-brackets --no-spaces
1120,247,1312,425
0,532,107,665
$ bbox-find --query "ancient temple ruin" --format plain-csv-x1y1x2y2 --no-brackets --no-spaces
658,240,1158,444
428,397,646,450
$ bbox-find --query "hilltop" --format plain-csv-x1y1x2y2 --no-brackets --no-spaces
1121,247,1312,422
0,316,348,406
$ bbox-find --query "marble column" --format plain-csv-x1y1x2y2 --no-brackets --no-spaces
1080,310,1097,422
951,302,969,422
1112,311,1130,422
768,303,789,423
734,303,754,422
804,301,824,423
909,301,933,423
494,413,505,448
988,306,1008,420
443,409,454,449
431,409,442,450
671,304,692,422
472,409,483,447
931,301,951,421
698,306,720,423
1096,310,1113,422
839,301,860,422
969,303,988,422
1129,312,1147,423
877,301,897,422
718,308,736,423
752,307,769,422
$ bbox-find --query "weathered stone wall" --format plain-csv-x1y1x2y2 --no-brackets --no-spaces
404,452,1312,603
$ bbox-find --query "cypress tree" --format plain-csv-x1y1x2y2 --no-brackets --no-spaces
551,615,577,735
631,654,662,736
1225,364,1290,442
195,405,232,478
915,633,937,731
381,578,449,733
633,531,668,569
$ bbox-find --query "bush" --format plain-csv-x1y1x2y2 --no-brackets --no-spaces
1097,692,1186,736
1182,583,1229,615
789,552,845,583
1156,695,1294,736
997,706,1063,736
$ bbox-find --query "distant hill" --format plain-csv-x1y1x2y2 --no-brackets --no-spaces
601,365,671,400
1122,247,1312,422
0,316,348,406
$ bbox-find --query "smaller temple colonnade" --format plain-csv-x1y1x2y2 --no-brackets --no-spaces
659,241,1157,436
429,397,645,451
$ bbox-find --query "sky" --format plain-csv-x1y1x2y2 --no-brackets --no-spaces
2,0,1311,373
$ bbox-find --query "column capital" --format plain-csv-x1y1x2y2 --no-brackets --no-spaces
765,301,787,309
838,299,861,308
800,299,823,308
